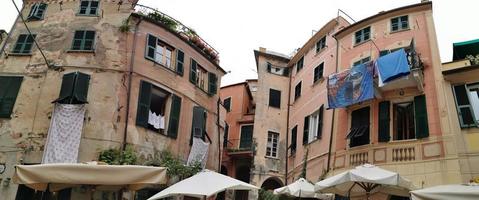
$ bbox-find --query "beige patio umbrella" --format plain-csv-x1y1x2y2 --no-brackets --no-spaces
13,163,167,192
274,178,333,199
315,164,416,199
410,183,479,200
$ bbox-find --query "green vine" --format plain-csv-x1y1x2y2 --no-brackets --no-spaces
466,54,479,65
119,17,131,33
98,145,137,165
258,189,293,200
144,150,202,180
147,12,178,31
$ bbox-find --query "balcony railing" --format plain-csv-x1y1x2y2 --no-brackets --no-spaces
226,138,255,153
134,4,220,63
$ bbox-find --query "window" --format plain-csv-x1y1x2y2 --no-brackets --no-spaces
176,50,185,76
0,76,23,118
208,72,218,95
347,107,370,147
223,97,231,112
296,56,304,72
393,102,416,140
313,63,324,83
239,125,254,149
290,126,297,154
72,30,95,51
453,83,479,128
294,82,302,100
354,27,371,45
27,3,47,20
191,106,207,144
391,15,409,32
78,0,99,16
353,57,370,66
223,123,229,148
267,62,289,76
379,48,402,57
302,106,324,144
189,59,217,95
53,72,90,104
269,89,281,108
136,80,182,138
12,34,36,54
266,131,279,158
316,36,326,53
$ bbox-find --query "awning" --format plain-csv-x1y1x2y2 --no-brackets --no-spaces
410,184,479,200
13,163,167,191
453,38,479,61
274,178,333,199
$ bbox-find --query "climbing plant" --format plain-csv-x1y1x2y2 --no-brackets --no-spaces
98,145,137,165
144,150,202,180
466,54,479,65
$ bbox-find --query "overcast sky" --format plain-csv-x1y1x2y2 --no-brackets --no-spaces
1,0,478,86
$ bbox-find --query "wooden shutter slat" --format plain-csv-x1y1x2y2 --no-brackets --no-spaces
303,116,309,145
208,72,217,95
191,106,206,144
0,77,23,118
317,105,324,139
291,126,297,154
176,50,184,76
146,34,156,60
73,72,90,104
189,59,197,84
378,101,390,142
167,94,181,138
136,81,151,127
56,73,76,103
414,95,429,139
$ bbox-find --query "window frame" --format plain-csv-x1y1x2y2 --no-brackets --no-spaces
145,34,180,72
352,57,371,67
354,26,371,45
223,97,232,112
316,36,327,53
78,0,100,16
266,131,279,158
348,106,371,148
269,88,281,108
294,81,302,101
0,76,23,119
239,124,254,149
296,56,304,72
290,125,297,155
71,30,96,51
391,15,409,32
392,101,416,141
313,62,324,83
452,83,479,128
12,34,36,55
27,3,48,21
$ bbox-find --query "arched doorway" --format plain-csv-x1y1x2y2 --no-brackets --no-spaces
261,177,284,191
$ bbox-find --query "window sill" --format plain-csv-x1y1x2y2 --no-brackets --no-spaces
67,50,95,53
265,156,279,160
312,77,325,87
8,53,32,56
142,125,177,140
76,14,99,17
389,138,418,143
390,28,410,34
146,57,183,76
268,105,281,109
314,47,327,57
353,39,371,48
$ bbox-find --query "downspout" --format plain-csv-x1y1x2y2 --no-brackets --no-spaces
327,21,340,173
217,98,221,172
122,17,142,151
284,65,292,185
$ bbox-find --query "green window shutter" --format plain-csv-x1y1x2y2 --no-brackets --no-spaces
146,34,156,60
414,95,429,139
283,67,289,76
27,3,39,20
239,125,253,149
73,72,90,104
13,34,36,54
28,3,47,20
136,81,151,127
267,62,272,72
56,73,76,103
452,85,477,127
72,30,95,51
36,3,47,19
291,126,297,154
176,50,184,76
303,116,309,145
317,105,324,139
191,106,206,145
0,77,23,118
208,72,218,95
167,94,182,138
189,59,197,84
378,101,391,142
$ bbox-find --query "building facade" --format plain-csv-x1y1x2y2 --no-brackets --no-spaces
0,1,224,199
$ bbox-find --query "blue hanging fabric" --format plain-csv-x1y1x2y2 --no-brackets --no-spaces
327,62,374,109
376,48,410,83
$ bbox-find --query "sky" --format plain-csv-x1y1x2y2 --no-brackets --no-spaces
1,0,478,86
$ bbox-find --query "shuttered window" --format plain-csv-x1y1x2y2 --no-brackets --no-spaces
78,0,99,16
453,84,478,128
208,72,218,95
354,26,371,44
176,50,184,76
223,123,229,148
316,36,326,53
295,82,302,100
317,105,324,139
0,76,23,118
296,56,304,72
290,126,297,154
12,34,36,54
314,63,324,83
348,107,370,147
302,116,309,145
54,72,90,104
190,59,198,84
167,94,182,138
136,81,152,128
223,97,231,112
269,89,281,108
391,15,409,32
378,101,390,142
239,125,254,149
414,95,429,139
72,30,95,51
27,3,47,20
191,106,207,144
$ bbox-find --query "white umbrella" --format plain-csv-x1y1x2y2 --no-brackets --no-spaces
148,169,259,200
274,178,333,199
315,164,416,199
410,184,479,200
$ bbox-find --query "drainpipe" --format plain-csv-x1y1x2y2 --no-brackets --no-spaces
327,20,340,173
122,17,142,151
0,2,22,57
284,65,292,185
217,98,221,172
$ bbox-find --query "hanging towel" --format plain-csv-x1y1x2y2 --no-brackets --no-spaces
376,48,410,83
42,104,86,164
187,137,209,169
159,115,165,129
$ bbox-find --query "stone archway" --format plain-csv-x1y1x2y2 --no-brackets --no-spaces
261,177,284,191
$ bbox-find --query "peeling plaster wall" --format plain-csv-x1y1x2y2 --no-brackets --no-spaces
0,1,224,199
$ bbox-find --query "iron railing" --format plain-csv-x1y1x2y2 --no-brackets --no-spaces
226,138,255,152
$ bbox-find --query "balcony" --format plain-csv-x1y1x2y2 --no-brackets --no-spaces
442,59,479,83
375,40,424,93
225,138,255,157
